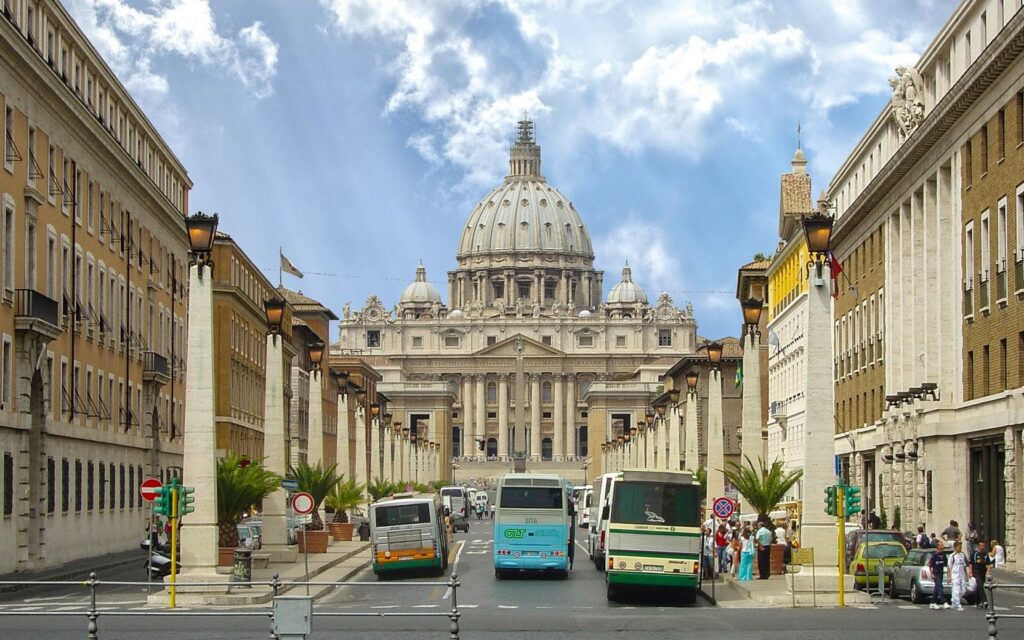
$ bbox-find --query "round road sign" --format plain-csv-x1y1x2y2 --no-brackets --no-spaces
291,491,315,515
712,496,734,520
140,477,163,503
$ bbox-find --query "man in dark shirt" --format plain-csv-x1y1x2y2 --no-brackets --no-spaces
928,542,949,609
972,541,992,608
941,519,962,544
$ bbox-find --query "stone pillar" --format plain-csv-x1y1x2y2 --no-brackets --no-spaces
565,374,576,458
307,369,323,467
498,374,509,460
684,390,699,472
1004,426,1021,569
370,417,380,479
741,331,763,470
259,330,293,559
179,263,222,574
337,394,349,480
383,426,393,481
646,422,655,469
530,375,541,460
553,374,564,460
800,268,840,570
463,376,474,456
475,375,486,451
354,407,368,494
706,369,725,501
668,403,681,471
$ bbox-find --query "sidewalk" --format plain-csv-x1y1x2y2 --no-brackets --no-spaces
146,539,371,607
0,549,144,594
703,570,872,608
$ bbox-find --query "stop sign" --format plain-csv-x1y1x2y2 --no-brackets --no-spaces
140,477,163,503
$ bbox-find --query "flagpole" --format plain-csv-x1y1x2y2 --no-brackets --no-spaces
278,247,283,287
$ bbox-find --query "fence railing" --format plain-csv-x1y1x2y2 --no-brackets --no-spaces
985,575,1024,638
0,571,463,639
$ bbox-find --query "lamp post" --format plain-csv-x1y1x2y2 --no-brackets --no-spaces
798,197,841,577
382,412,393,481
353,388,368,499
645,410,655,469
740,297,765,472
703,342,726,504
260,294,294,559
667,388,681,471
654,403,667,469
369,402,381,481
306,341,325,467
179,212,220,577
683,370,699,472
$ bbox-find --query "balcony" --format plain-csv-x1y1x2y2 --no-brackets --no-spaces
1015,259,1023,295
142,351,171,386
770,400,787,424
996,269,1007,303
14,289,61,340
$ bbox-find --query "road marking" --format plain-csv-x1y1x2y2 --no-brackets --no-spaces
575,540,591,557
460,604,479,608
371,605,400,609
442,540,467,600
413,604,439,609
466,550,488,555
897,605,918,609
497,605,519,609
23,596,73,603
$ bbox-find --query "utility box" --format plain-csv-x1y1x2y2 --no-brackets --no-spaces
273,596,312,640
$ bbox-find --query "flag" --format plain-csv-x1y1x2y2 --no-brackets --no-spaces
767,329,783,356
828,251,843,299
734,362,743,388
280,252,303,278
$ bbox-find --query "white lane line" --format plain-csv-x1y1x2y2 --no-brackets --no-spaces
22,596,73,603
460,604,479,608
466,551,488,555
413,604,438,609
497,605,519,609
442,540,467,600
371,605,400,609
575,540,591,558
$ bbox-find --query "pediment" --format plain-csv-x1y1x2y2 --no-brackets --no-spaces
474,334,564,357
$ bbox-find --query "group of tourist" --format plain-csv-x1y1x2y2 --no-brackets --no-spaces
703,519,796,582
922,519,1007,611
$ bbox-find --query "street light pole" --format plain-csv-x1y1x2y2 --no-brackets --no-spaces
704,342,726,502
740,299,765,471
306,341,325,467
261,295,294,560
684,371,699,472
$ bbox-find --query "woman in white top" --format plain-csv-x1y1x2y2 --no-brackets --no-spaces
738,529,755,581
990,539,1006,567
949,540,971,611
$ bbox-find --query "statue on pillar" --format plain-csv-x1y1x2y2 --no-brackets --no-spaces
515,298,525,318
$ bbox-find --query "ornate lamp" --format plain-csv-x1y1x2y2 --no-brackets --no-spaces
656,403,667,417
184,211,219,268
685,370,699,393
263,296,286,334
801,197,835,276
741,298,763,331
307,341,325,370
704,342,724,370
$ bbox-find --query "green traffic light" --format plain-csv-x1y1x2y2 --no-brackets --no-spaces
179,486,196,516
153,485,173,517
845,485,863,516
823,485,837,516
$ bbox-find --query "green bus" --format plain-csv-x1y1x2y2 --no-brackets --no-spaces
604,469,702,603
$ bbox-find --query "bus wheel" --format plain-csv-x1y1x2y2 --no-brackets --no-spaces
606,583,617,601
495,569,505,580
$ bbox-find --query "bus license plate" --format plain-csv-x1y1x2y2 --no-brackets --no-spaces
522,551,538,556
642,564,662,572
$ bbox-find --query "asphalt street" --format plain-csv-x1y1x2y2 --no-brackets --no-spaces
0,519,1022,639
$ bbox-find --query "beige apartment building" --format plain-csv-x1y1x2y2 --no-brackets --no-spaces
0,0,191,572
828,0,1024,565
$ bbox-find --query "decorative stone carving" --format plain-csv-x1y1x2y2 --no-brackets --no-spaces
531,303,541,318
342,302,352,320
889,66,925,139
360,295,390,324
515,298,525,318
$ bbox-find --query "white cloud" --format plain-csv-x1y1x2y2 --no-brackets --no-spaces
595,216,683,298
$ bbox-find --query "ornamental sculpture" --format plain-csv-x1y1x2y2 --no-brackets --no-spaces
889,66,925,139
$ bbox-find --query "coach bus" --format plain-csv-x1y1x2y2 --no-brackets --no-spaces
604,469,701,603
494,473,573,579
369,493,451,578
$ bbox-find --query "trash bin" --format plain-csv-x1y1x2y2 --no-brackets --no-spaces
357,521,370,541
233,547,253,587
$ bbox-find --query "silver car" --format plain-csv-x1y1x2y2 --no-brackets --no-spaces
889,548,978,604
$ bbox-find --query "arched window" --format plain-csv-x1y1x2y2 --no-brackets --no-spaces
542,381,552,403
487,382,497,403
541,438,553,461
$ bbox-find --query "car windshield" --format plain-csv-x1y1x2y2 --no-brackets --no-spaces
864,544,906,559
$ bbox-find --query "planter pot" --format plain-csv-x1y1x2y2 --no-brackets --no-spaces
329,522,354,542
297,529,330,553
218,547,236,567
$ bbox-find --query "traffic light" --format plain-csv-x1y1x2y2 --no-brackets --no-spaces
179,485,196,516
844,485,862,516
153,484,173,518
824,485,837,516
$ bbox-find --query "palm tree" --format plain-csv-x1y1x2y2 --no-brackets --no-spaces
288,461,342,531
326,479,365,524
693,467,708,505
367,476,400,501
217,453,281,548
722,456,803,524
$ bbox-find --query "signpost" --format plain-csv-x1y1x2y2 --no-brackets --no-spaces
140,478,162,593
789,547,816,608
712,497,735,521
291,492,315,594
140,477,162,502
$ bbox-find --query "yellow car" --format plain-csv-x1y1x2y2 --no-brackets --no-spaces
849,541,907,587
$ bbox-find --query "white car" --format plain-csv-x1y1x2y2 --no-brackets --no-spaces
587,473,620,570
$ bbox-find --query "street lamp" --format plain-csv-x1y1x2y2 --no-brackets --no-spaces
264,296,286,335
802,197,835,276
685,370,699,393
184,211,219,269
704,342,724,370
307,341,325,369
741,298,763,333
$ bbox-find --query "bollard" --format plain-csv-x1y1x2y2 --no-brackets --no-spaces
985,574,997,638
86,571,99,640
448,571,461,640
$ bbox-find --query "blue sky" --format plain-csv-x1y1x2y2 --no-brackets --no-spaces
66,0,959,342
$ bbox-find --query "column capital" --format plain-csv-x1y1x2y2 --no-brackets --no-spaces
498,372,510,381
552,372,565,381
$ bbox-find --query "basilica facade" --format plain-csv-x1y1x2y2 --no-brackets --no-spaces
336,120,698,481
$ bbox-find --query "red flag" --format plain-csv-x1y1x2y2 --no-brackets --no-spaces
828,251,843,299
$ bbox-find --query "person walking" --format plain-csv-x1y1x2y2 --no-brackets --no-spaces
990,539,1005,567
715,524,728,573
916,525,929,549
928,541,949,610
731,530,742,576
738,529,755,581
972,541,992,609
949,541,970,611
941,519,961,544
755,520,773,579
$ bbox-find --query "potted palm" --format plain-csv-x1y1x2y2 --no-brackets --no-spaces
289,461,341,553
723,456,803,576
325,479,364,541
217,453,281,566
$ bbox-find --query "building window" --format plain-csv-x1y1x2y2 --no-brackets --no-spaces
444,335,460,348
998,109,1006,160
3,452,12,516
411,336,422,348
541,336,551,346
982,345,991,397
108,463,115,508
517,282,530,300
967,351,975,400
46,457,55,514
487,411,497,419
492,280,504,301
965,140,973,185
3,203,13,293
1,338,10,409
366,330,380,348
1000,338,1008,391
658,329,672,346
981,125,989,173
965,221,975,290
1016,184,1024,266
486,335,496,346
542,381,552,403
997,198,1008,277
577,334,593,347
98,463,105,510
981,211,991,285
616,335,626,347
119,464,125,509
61,458,69,512
487,382,497,403
74,459,82,512
4,105,13,171
542,411,552,419
87,461,94,511
544,280,556,300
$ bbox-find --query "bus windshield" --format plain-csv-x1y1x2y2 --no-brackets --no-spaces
610,482,700,527
500,487,564,509
375,503,431,527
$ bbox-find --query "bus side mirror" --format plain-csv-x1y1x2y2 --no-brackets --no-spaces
601,506,610,521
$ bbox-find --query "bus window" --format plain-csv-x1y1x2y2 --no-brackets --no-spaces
610,483,699,528
375,502,431,527
500,487,563,509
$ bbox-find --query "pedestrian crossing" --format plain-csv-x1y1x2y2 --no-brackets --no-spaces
465,538,493,555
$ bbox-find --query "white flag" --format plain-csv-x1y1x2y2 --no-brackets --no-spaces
280,253,304,278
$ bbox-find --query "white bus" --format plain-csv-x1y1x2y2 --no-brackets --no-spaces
369,493,452,578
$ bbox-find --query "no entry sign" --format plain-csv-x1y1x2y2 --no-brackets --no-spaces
140,477,163,503
291,492,315,516
712,496,734,520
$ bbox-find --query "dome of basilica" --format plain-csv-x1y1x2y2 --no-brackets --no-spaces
399,263,442,305
606,263,647,306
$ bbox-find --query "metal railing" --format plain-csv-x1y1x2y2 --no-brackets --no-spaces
143,351,169,377
14,288,59,327
0,571,463,639
985,575,1024,638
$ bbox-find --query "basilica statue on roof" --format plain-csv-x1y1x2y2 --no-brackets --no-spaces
335,118,698,482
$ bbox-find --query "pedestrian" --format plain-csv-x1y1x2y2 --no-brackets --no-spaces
972,541,992,608
731,530,742,576
929,532,938,548
868,511,882,529
949,540,970,611
990,539,1005,567
774,520,788,545
941,519,961,544
703,527,716,578
755,520,773,579
916,525,929,549
715,524,728,573
489,503,495,519
928,541,949,609
790,520,800,548
738,528,755,581
965,522,979,559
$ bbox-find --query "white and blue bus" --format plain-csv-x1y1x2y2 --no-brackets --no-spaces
494,473,573,579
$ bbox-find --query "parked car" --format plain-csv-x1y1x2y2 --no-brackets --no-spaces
845,529,908,564
237,523,261,550
849,541,906,588
889,548,978,604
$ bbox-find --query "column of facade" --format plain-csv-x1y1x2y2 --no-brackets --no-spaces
498,374,509,460
565,374,576,458
530,374,542,460
646,422,655,469
684,391,699,471
561,271,570,305
475,375,486,453
369,417,380,480
741,331,763,470
553,374,564,460
668,403,681,471
383,426,393,480
463,376,474,456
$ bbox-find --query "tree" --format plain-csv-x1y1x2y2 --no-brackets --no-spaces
325,479,365,524
289,461,342,531
217,452,281,548
694,467,708,506
753,252,770,262
722,456,803,524
367,476,401,501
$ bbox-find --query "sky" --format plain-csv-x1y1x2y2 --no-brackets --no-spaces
64,0,962,342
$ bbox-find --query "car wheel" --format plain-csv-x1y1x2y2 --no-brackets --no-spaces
910,580,924,604
889,577,899,599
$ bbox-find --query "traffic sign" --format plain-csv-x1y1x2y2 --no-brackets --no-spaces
296,514,313,525
281,478,299,492
291,492,315,516
140,477,163,503
712,497,734,520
